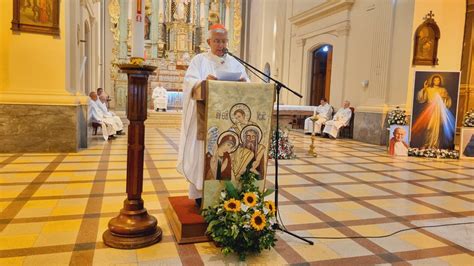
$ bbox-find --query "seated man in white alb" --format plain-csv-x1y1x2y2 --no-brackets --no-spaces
152,85,168,112
97,94,125,135
88,92,117,140
304,97,333,135
323,100,352,139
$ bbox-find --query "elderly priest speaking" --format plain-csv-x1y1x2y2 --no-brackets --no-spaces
177,24,250,206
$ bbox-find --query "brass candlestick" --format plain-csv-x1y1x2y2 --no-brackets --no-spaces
307,117,318,157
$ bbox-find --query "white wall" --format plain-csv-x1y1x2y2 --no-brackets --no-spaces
405,0,466,112
247,0,466,112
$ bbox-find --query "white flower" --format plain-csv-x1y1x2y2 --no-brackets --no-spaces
220,191,227,199
269,217,276,226
241,204,249,212
263,207,269,215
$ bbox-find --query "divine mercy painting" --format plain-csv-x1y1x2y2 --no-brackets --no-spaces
410,71,460,150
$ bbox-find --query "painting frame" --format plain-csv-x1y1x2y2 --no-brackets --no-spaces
460,128,474,160
412,12,440,66
388,125,410,156
11,0,61,36
410,70,461,150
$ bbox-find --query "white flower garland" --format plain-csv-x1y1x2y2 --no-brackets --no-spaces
387,106,407,126
462,110,474,127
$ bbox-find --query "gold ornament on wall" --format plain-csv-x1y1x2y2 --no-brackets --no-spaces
412,11,440,66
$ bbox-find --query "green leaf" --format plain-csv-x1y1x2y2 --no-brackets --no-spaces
207,219,219,233
224,181,239,198
262,188,275,197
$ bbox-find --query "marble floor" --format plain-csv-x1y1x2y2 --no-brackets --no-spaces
0,127,473,265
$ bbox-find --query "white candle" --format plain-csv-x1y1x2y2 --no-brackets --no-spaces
131,0,145,58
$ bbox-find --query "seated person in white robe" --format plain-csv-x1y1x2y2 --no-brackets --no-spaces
176,24,249,206
323,100,352,139
97,88,111,108
88,92,117,141
304,97,333,135
96,94,125,135
152,85,168,112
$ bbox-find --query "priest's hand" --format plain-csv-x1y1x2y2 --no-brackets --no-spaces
206,74,218,80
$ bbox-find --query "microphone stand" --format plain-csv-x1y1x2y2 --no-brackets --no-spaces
225,49,314,245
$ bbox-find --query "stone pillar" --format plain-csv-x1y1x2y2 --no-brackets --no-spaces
227,0,233,50
353,0,396,145
366,0,396,107
119,0,129,59
157,0,165,52
190,0,194,23
200,0,210,50
150,0,160,58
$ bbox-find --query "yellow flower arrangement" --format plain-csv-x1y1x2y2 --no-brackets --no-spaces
250,211,266,231
265,201,276,216
202,173,277,261
243,192,257,207
224,198,241,212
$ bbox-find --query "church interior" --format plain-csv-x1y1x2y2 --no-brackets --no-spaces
1,0,473,265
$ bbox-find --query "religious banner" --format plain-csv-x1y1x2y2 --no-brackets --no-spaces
202,81,275,208
410,71,461,150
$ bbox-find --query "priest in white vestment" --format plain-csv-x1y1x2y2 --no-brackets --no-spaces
96,94,124,135
322,100,352,139
304,98,333,135
88,92,117,141
152,85,168,111
177,24,249,204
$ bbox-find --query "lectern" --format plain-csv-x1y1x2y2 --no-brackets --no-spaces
166,80,275,243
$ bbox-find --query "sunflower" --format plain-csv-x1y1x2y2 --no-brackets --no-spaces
224,198,241,212
243,192,257,207
250,211,266,231
265,201,276,216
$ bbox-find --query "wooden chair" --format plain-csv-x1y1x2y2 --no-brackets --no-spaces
92,122,102,135
339,107,355,139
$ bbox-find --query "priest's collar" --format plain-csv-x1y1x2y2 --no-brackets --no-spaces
207,51,227,65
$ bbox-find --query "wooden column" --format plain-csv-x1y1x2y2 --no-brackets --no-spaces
103,64,162,249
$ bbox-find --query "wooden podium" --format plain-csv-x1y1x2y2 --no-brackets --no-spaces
166,81,210,244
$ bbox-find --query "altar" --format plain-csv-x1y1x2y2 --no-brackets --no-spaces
273,105,314,129
108,0,243,111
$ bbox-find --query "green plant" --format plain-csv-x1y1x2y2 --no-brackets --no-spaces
202,172,277,261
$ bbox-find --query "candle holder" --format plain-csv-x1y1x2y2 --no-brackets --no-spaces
103,63,162,249
308,133,318,157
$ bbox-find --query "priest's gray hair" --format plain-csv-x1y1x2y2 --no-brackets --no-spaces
206,28,227,40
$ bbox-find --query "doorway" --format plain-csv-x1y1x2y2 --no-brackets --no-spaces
309,45,333,106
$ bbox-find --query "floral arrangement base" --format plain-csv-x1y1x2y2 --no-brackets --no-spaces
408,148,459,159
269,128,296,160
165,196,211,244
202,173,277,261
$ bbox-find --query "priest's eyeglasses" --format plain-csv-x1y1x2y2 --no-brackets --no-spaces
212,39,228,44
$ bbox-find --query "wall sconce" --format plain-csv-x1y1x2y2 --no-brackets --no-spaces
361,80,369,88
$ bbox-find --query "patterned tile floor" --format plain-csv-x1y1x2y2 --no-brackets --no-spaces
0,127,473,265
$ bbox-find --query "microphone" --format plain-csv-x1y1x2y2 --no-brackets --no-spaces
222,48,230,56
